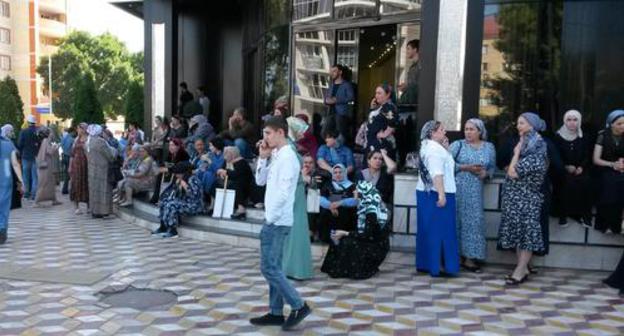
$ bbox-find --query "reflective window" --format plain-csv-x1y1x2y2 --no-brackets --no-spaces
480,0,624,146
265,0,290,29
292,30,335,117
335,0,377,19
380,0,422,15
264,25,290,113
336,29,359,82
293,0,332,23
396,23,420,108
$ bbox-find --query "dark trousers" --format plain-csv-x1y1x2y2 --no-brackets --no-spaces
61,155,70,194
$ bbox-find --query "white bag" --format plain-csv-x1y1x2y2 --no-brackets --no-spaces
306,188,320,213
213,176,235,219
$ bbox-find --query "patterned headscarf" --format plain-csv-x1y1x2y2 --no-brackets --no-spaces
418,120,441,191
557,109,583,141
420,120,439,141
1,124,13,139
519,113,547,158
606,109,624,128
87,124,103,137
466,118,487,140
356,180,388,233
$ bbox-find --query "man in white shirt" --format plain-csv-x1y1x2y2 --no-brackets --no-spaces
250,117,311,331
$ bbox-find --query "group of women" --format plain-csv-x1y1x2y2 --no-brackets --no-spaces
416,109,624,289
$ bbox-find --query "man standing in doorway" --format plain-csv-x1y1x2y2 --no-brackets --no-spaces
324,64,354,146
17,115,40,201
250,116,311,331
398,39,421,106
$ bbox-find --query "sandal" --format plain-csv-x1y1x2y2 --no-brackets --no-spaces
461,263,482,273
505,274,528,286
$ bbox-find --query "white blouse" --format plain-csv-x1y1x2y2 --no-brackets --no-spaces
416,140,457,193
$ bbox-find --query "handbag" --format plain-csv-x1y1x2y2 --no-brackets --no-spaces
213,175,235,219
306,188,320,213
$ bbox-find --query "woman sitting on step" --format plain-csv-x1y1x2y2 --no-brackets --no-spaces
152,161,204,238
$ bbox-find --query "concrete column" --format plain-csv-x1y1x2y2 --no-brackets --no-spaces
433,0,469,131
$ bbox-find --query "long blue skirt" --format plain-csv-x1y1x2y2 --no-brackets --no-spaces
416,191,459,276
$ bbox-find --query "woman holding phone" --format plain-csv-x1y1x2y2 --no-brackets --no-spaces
449,119,496,273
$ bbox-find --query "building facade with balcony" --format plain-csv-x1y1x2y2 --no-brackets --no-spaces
0,0,67,127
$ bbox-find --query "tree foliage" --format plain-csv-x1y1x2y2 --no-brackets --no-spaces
37,31,143,121
73,73,104,126
124,76,144,127
0,76,25,129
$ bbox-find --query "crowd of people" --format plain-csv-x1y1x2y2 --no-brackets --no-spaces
0,77,623,299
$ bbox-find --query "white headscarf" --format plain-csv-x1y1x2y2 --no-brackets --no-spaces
1,124,13,139
557,109,583,141
86,124,103,153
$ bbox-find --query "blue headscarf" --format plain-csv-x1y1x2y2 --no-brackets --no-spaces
331,164,353,190
606,109,624,128
466,118,487,140
519,112,547,157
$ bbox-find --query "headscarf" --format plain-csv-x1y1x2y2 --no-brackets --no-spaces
557,109,583,141
519,113,547,157
466,118,487,140
331,164,353,190
1,124,13,139
520,112,546,132
419,120,439,141
356,180,388,233
87,124,103,137
606,109,624,128
286,116,309,141
189,114,207,130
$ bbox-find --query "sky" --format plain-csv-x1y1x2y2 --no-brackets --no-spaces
67,0,144,53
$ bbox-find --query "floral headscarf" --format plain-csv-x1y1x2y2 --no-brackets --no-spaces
356,180,388,233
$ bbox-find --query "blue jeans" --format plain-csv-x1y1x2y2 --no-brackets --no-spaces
22,159,38,200
260,224,303,315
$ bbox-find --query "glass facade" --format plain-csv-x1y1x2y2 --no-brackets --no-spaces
479,0,624,146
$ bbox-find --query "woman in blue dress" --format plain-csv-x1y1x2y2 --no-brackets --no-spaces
416,120,459,277
449,119,496,273
1,124,23,244
497,112,548,285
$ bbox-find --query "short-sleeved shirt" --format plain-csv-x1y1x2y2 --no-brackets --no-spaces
596,130,624,162
416,140,456,193
1,138,16,187
316,144,355,168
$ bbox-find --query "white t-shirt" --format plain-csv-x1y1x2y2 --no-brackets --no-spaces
416,140,456,193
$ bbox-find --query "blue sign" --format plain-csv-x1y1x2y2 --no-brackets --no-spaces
36,106,50,114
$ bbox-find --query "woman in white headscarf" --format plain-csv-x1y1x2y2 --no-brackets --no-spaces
552,110,592,227
86,124,117,218
34,127,61,207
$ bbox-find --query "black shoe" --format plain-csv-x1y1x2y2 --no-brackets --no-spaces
162,227,178,238
231,212,246,220
558,217,569,227
249,313,285,326
0,230,7,244
92,214,104,219
151,224,167,235
582,216,593,228
282,302,311,331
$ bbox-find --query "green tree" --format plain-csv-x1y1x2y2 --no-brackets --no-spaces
124,77,144,127
37,31,138,120
0,76,24,128
73,73,104,126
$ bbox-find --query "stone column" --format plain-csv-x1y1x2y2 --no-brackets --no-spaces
433,0,469,131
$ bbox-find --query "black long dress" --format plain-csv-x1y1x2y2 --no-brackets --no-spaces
594,130,624,233
552,134,592,221
604,250,624,294
321,213,390,279
318,182,357,243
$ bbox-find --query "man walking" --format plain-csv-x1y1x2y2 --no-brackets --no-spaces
324,64,354,146
250,117,311,331
17,115,40,200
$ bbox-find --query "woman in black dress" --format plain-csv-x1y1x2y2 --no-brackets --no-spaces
318,164,357,243
552,110,593,227
321,180,390,279
593,109,624,234
366,84,398,160
215,146,253,220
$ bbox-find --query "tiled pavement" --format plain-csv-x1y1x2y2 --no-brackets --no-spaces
1,196,624,335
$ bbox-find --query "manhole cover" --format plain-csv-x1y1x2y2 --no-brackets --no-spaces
99,286,178,310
